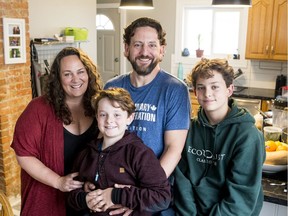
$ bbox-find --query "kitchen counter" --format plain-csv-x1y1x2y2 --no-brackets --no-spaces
262,170,287,206
233,87,275,100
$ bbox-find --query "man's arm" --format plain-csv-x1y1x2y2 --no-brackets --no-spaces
160,130,188,177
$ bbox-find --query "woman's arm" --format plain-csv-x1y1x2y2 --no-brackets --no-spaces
16,155,83,192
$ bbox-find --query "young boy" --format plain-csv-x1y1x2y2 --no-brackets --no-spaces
174,58,266,215
68,87,171,215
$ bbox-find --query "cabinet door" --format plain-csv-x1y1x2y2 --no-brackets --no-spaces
245,0,274,60
189,92,200,118
270,0,287,60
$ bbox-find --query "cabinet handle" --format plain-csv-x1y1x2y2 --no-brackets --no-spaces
271,46,274,54
265,45,269,54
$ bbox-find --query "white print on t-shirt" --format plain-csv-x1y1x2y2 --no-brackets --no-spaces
135,103,157,112
187,146,226,166
129,125,147,132
134,103,157,122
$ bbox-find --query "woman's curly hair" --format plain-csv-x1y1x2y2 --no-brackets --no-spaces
43,47,102,125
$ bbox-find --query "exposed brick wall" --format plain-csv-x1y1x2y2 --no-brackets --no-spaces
0,0,31,197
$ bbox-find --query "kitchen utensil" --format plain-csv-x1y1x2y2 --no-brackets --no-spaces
264,118,273,126
263,164,288,173
269,182,286,186
275,75,287,97
282,127,288,143
254,113,263,130
43,59,50,74
264,111,273,118
254,106,269,118
234,68,244,80
263,126,282,141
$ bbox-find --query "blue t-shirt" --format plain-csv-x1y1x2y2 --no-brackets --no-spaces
105,70,191,158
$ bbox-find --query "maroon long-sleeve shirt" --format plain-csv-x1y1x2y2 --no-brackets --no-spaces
68,131,171,216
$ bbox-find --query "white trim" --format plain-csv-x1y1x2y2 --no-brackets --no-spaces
173,0,249,76
97,3,127,75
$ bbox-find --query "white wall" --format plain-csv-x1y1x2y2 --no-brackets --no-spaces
171,56,287,90
29,0,97,63
29,0,287,90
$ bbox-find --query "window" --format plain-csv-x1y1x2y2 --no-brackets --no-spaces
176,0,249,59
96,14,114,30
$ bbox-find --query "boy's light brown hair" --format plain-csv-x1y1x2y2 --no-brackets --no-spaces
92,87,136,117
188,58,234,89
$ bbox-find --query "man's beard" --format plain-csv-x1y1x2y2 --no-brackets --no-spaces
128,55,159,76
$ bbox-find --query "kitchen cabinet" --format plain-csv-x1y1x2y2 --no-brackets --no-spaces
245,0,287,61
189,91,199,118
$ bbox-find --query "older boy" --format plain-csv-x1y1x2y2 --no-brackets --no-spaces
174,58,265,215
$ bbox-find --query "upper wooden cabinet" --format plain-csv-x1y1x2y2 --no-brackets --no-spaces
245,0,287,61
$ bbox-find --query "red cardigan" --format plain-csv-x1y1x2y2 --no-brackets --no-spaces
11,96,66,216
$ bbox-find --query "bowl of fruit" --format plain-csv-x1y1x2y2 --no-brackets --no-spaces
263,140,288,173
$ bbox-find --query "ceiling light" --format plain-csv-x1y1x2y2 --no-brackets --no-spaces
212,0,251,7
119,0,154,10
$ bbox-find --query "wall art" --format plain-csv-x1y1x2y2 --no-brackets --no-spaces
3,18,26,64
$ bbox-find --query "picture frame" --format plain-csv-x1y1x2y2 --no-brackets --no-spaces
3,18,26,64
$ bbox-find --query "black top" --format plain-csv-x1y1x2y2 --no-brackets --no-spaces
64,119,98,175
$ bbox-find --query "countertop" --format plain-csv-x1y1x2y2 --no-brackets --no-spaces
234,87,287,206
262,170,287,206
233,87,275,100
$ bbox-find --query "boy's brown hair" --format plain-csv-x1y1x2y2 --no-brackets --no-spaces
188,58,234,89
92,87,136,117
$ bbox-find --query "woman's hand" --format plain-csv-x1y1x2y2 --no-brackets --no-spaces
16,155,83,191
84,181,96,192
56,172,84,192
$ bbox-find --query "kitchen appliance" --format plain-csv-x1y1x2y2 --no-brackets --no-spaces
233,69,247,92
233,97,261,116
272,97,288,128
274,75,287,97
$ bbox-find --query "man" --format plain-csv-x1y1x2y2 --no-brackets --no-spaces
105,17,191,215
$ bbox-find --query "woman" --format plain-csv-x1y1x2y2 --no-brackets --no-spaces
11,47,102,216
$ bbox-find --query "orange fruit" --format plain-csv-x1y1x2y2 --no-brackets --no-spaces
274,141,282,146
265,141,277,152
276,144,288,151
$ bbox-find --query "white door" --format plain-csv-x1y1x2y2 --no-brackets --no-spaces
97,8,120,84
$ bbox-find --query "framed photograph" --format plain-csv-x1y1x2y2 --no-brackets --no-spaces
3,18,26,64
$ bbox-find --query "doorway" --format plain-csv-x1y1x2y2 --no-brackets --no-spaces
96,8,121,83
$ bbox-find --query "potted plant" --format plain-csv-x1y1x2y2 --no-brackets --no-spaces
196,34,204,58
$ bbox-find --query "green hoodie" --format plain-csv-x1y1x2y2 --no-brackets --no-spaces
174,99,266,216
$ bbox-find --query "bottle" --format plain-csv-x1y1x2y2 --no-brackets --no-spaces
177,62,183,80
254,113,263,131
